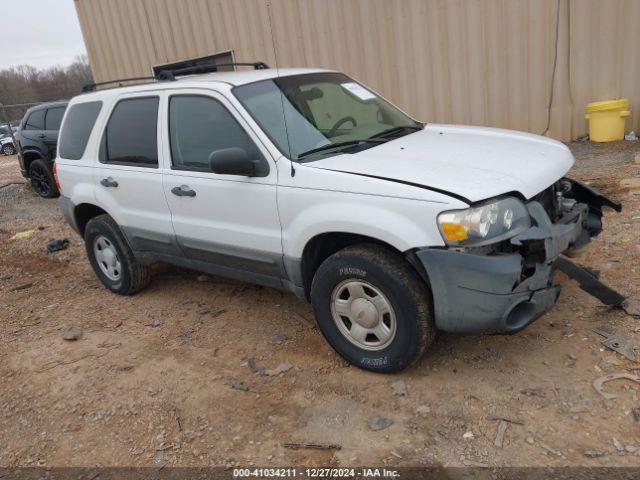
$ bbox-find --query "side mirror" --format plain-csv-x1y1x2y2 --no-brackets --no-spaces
209,148,256,176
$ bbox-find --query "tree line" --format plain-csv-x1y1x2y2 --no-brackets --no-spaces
0,55,93,123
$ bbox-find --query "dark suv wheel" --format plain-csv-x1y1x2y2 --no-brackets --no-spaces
84,214,152,295
310,244,435,373
28,159,59,198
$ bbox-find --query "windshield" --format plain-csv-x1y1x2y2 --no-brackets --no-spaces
233,73,421,161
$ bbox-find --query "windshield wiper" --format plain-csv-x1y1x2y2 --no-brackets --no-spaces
371,125,423,139
297,139,386,159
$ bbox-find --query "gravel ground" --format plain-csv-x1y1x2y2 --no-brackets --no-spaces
0,141,639,468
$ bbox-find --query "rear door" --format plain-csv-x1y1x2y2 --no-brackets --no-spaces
93,93,179,257
20,108,47,154
160,89,284,284
43,106,66,156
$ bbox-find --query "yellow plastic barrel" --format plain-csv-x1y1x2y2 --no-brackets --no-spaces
585,99,630,142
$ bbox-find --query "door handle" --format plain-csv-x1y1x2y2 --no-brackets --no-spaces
38,134,46,138
100,177,118,188
171,185,196,197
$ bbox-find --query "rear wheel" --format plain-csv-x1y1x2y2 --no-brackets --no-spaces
84,214,151,295
28,159,59,198
311,244,435,373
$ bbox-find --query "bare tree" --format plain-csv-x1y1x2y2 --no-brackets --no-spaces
0,55,93,123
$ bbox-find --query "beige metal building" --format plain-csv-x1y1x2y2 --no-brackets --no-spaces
74,0,640,141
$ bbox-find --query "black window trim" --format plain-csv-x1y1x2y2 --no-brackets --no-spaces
24,108,46,131
167,93,268,174
100,95,160,169
44,106,66,131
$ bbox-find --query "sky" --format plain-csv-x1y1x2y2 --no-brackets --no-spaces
1,0,87,70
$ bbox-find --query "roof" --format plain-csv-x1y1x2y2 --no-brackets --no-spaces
24,100,68,113
75,68,333,101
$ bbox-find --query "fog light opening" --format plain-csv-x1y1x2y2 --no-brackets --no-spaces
505,301,536,331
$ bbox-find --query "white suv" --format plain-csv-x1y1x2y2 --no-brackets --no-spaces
55,64,621,372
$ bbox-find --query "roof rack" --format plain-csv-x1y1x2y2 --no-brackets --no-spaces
81,61,269,93
156,61,269,81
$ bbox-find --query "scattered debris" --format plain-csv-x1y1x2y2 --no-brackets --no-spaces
272,332,288,343
9,283,32,292
592,373,640,400
10,230,36,240
583,448,605,458
622,299,640,317
521,388,545,397
593,327,637,361
462,431,475,440
147,319,163,328
415,405,431,417
613,438,624,453
538,440,562,457
625,131,637,141
46,238,69,253
248,357,293,376
283,443,341,450
196,275,209,282
62,325,82,341
368,417,393,431
633,407,640,422
494,420,508,449
390,380,408,396
564,354,577,367
576,134,589,142
487,415,524,425
226,379,251,392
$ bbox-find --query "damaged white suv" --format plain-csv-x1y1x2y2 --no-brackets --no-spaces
55,63,621,372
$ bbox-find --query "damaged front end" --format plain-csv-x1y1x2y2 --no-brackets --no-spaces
415,178,623,334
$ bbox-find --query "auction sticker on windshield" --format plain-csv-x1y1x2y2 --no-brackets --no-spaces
340,82,376,101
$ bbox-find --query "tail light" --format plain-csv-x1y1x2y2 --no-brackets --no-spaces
52,161,62,193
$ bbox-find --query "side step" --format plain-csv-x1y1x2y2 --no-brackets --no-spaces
555,256,627,306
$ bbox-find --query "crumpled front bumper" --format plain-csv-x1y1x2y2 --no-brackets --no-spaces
416,183,618,334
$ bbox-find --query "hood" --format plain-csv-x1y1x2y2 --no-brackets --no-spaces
307,124,574,203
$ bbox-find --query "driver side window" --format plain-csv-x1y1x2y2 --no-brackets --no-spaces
169,95,264,171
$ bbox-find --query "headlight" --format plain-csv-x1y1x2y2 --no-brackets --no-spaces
437,197,530,246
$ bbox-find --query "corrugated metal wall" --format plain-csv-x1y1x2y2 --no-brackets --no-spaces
74,0,640,141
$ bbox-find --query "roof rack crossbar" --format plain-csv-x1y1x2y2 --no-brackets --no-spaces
156,61,269,81
81,61,269,93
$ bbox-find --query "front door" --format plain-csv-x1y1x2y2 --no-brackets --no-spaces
160,90,284,285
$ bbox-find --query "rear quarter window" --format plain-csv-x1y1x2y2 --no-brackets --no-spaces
58,101,103,160
24,109,46,130
45,106,66,131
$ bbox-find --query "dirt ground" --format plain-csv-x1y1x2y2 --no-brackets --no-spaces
1,142,640,469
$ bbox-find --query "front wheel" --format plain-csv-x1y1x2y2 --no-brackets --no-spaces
311,244,435,373
28,159,59,198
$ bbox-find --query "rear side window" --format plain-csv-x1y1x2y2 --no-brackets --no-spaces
58,101,103,160
24,109,45,130
102,97,159,167
45,107,66,130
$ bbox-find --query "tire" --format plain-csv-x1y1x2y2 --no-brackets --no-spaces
84,214,151,295
2,143,15,155
311,244,435,373
28,159,59,198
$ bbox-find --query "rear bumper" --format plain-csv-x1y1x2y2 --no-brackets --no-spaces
59,195,80,234
416,196,603,334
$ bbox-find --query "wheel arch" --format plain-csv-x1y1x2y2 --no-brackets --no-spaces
22,150,45,172
297,231,427,300
73,203,108,236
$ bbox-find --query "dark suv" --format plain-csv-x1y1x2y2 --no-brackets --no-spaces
17,101,68,198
